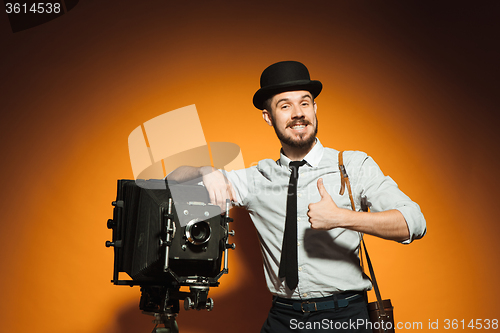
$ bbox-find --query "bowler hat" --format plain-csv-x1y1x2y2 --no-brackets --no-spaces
252,61,322,110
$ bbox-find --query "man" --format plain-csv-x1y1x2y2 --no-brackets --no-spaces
168,61,426,332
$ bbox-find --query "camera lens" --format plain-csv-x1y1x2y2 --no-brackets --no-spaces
192,223,208,240
185,219,211,245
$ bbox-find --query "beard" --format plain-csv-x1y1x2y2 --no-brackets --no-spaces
272,115,318,150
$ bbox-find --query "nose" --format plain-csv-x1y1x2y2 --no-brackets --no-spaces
291,102,305,119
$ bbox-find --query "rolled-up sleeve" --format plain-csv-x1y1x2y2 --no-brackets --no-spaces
353,153,427,244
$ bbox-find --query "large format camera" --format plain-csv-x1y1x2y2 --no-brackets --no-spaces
106,179,235,332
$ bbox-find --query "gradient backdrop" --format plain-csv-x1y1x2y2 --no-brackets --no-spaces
0,1,499,332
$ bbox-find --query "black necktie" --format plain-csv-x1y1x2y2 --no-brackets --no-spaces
279,160,307,290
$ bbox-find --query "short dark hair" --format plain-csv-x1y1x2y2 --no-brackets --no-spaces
263,97,273,113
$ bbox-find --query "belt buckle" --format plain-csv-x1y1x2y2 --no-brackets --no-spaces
300,301,317,312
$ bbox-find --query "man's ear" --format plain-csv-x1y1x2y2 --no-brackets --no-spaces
262,110,273,126
313,101,317,114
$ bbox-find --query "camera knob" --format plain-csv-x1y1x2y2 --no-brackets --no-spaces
111,200,124,207
206,298,214,311
184,297,193,311
228,230,235,236
227,243,236,250
107,219,115,229
105,240,122,248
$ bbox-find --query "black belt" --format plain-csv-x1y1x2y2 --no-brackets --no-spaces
274,292,363,313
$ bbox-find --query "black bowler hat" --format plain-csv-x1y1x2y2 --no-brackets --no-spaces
252,61,322,110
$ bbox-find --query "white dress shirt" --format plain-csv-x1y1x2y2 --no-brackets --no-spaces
223,139,426,299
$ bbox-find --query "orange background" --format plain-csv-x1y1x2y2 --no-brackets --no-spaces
0,1,498,332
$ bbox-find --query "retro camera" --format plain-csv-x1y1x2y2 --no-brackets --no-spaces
106,179,235,332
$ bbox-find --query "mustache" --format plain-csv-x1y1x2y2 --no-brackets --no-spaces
287,119,312,128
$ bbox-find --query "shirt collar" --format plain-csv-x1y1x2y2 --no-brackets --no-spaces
279,138,324,169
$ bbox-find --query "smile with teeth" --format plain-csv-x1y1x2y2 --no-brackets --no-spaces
289,123,308,130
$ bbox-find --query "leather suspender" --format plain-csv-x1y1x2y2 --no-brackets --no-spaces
338,151,387,317
338,151,355,210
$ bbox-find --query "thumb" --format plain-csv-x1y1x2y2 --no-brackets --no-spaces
317,178,329,199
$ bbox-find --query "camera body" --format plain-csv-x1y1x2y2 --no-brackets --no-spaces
107,179,232,285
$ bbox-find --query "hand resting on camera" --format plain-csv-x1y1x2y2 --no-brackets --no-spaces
167,165,237,213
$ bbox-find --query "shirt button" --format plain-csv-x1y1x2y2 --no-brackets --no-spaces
297,241,301,246
302,293,308,297
298,193,302,198
298,267,303,271
297,217,301,221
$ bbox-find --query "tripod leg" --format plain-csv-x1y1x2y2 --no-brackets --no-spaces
153,317,178,333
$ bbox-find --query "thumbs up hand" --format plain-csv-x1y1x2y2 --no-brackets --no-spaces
307,178,345,230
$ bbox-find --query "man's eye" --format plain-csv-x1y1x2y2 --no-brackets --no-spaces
281,105,289,109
